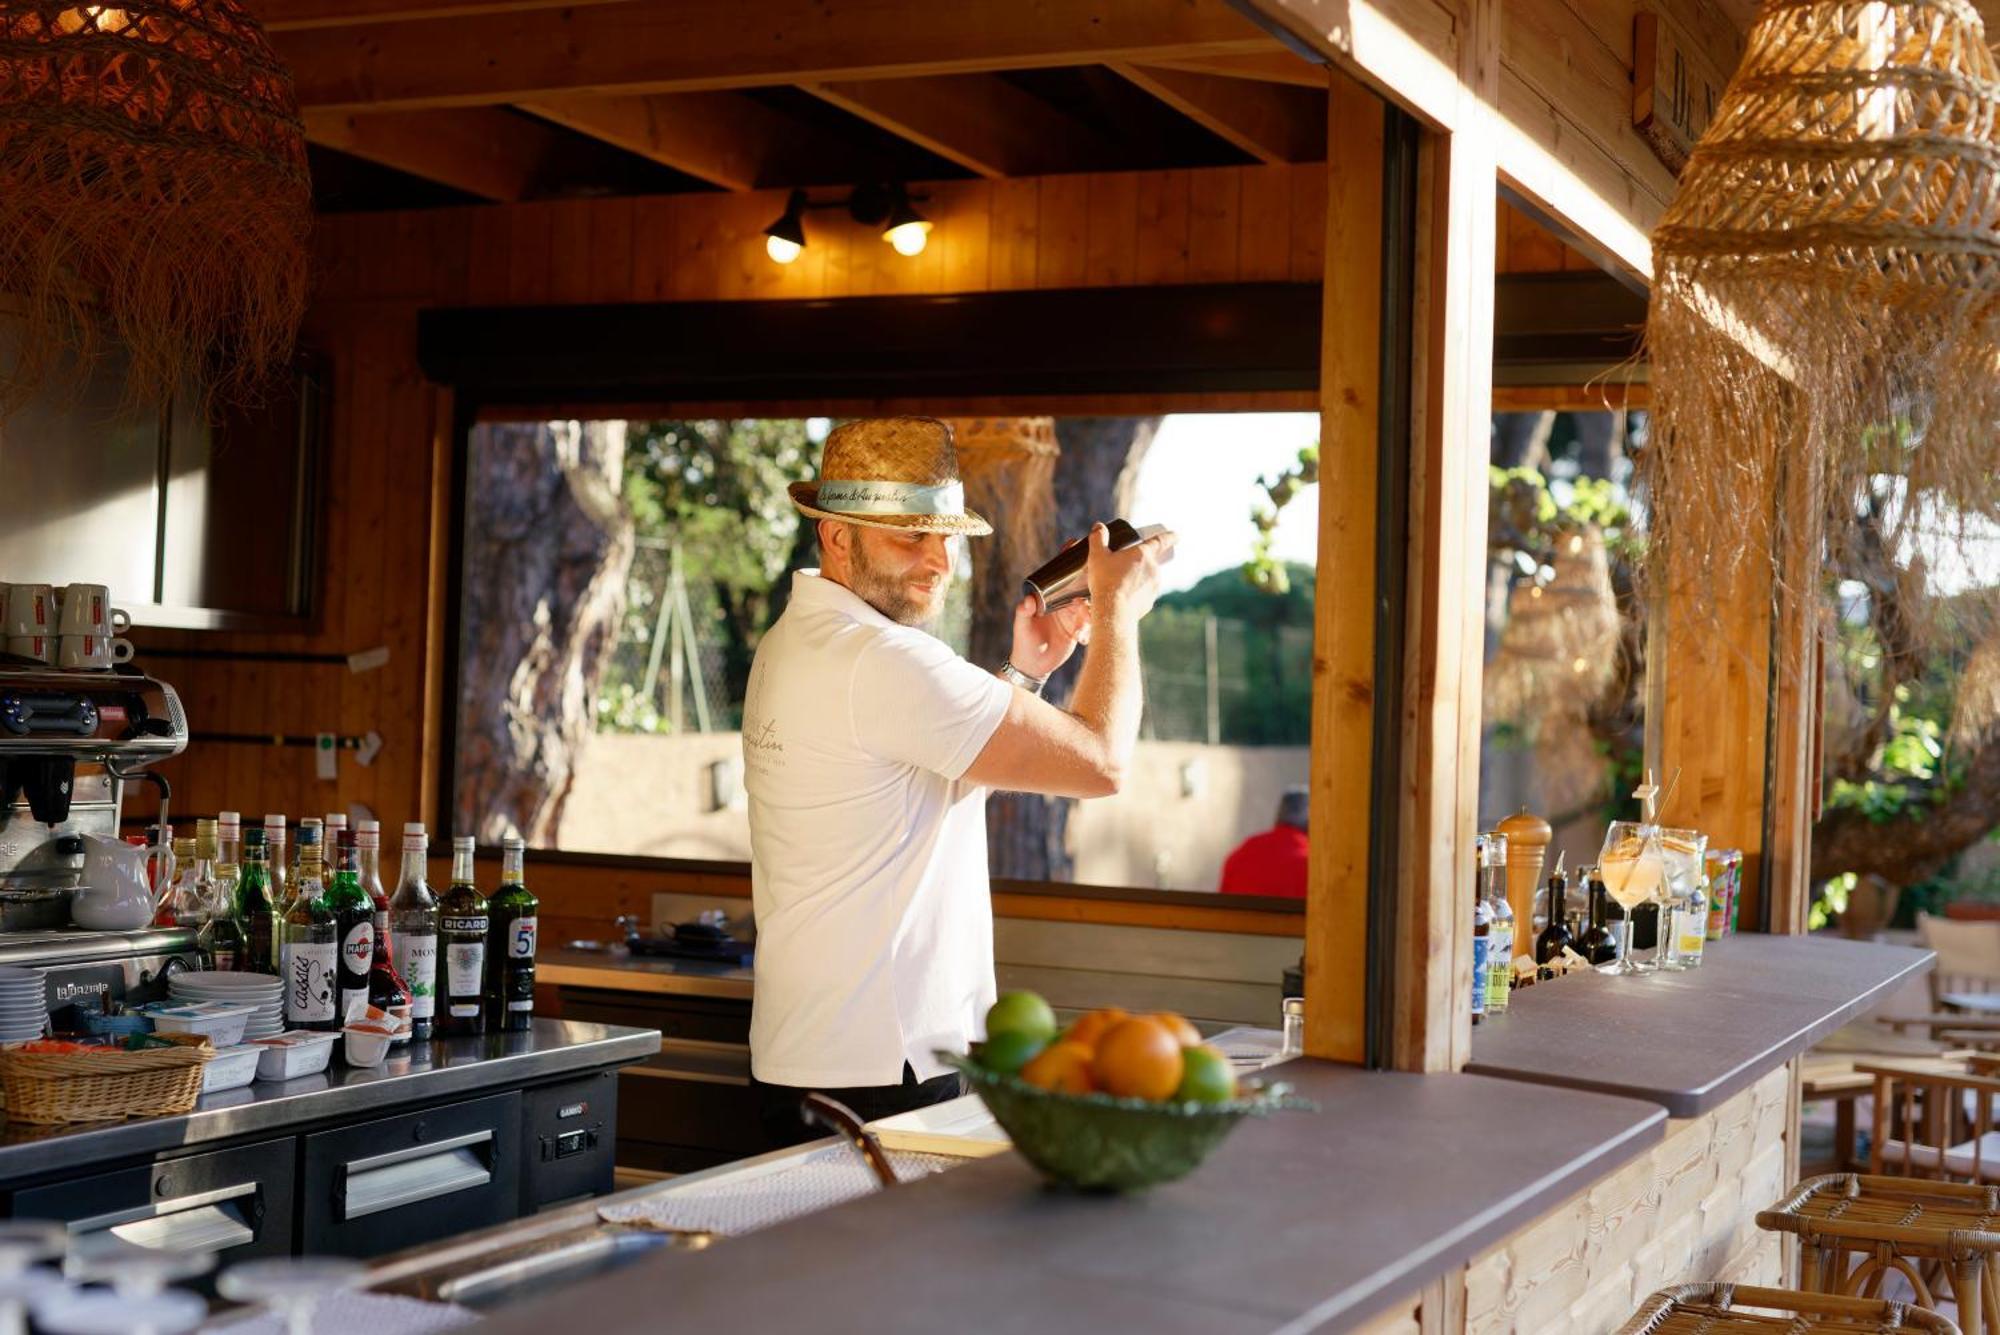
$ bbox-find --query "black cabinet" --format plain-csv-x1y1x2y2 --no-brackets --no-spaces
520,1071,617,1213
12,1137,295,1261
300,1092,521,1259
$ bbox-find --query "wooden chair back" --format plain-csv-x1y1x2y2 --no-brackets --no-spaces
1864,1058,2000,1184
1918,913,2000,1009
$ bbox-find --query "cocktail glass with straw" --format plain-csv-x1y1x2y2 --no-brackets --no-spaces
217,1256,367,1335
1597,821,1665,975
0,1222,65,1335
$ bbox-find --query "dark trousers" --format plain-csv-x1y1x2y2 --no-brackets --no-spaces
753,1062,966,1149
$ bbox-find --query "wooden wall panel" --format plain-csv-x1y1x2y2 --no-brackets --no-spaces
136,156,1360,936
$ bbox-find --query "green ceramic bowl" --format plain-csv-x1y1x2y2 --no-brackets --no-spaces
939,1050,1314,1192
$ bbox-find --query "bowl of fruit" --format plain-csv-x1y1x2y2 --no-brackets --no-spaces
942,991,1312,1192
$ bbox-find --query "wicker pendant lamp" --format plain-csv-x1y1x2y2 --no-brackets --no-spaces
0,1,311,408
1645,0,2000,604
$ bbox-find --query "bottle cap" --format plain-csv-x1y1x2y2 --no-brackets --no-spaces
502,835,525,852
218,811,241,831
453,836,476,853
325,813,347,830
264,814,286,829
298,822,321,845
402,829,428,852
356,819,380,849
403,821,426,836
244,827,266,848
336,828,356,850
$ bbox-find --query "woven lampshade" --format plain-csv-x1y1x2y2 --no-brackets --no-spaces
0,1,311,408
948,416,1061,563
1645,0,2000,612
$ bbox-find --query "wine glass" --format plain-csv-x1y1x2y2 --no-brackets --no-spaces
1653,828,1708,972
49,1235,210,1335
1597,821,1664,976
217,1256,367,1335
0,1222,65,1335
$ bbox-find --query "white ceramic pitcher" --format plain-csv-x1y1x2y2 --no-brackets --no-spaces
73,835,164,931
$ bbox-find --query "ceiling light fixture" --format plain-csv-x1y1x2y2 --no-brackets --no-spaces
761,183,933,264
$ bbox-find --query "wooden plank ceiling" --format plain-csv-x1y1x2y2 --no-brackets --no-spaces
256,0,1332,212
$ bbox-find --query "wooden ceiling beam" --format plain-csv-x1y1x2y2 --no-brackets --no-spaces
519,93,803,192
253,0,630,30
1109,63,1327,164
799,74,1118,179
302,106,561,200
1143,51,1329,88
276,0,1277,112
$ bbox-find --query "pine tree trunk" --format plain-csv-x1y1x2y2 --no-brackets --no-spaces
454,421,635,843
977,417,1160,882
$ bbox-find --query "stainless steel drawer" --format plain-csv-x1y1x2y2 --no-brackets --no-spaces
10,1137,294,1261
301,1091,522,1259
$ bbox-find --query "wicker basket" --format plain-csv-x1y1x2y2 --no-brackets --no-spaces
1616,1283,1960,1333
0,1034,214,1125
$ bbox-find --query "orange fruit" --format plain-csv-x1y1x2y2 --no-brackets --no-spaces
1147,1011,1202,1047
1020,1039,1097,1094
1092,1017,1185,1101
1061,1007,1128,1052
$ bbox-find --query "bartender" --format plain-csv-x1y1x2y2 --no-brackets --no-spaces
742,416,1171,1143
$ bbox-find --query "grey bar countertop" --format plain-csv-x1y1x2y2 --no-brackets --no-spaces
0,1019,660,1186
1466,933,1932,1117
539,946,753,1001
468,1058,1666,1335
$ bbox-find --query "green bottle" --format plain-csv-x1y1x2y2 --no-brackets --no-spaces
483,837,538,1032
234,828,281,976
325,831,377,1024
438,837,488,1038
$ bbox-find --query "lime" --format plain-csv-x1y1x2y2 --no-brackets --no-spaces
976,1029,1046,1076
1174,1044,1238,1103
984,990,1058,1045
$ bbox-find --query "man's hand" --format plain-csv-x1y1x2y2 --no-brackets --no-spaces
1009,590,1092,681
1086,522,1175,625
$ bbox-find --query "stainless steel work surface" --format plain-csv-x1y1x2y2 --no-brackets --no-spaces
0,1019,658,1186
1467,934,1933,1117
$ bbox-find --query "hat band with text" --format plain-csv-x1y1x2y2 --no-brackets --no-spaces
815,478,965,517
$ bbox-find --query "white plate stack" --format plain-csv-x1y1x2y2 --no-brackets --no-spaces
0,966,47,1042
169,972,283,1041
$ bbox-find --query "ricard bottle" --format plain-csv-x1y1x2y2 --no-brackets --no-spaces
389,824,440,1042
280,823,338,1032
439,837,488,1038
327,831,376,1024
484,836,539,1032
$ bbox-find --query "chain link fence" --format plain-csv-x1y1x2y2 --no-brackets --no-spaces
1139,608,1313,746
597,538,742,734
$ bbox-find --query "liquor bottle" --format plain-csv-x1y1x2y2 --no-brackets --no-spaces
1485,833,1513,1015
292,817,321,886
324,812,348,852
1534,864,1574,976
214,810,242,907
388,823,439,1043
484,836,539,1032
1576,868,1618,966
356,820,388,931
191,825,243,972
1470,833,1492,1026
264,814,290,919
326,831,375,1025
234,827,281,975
439,837,488,1038
1677,872,1709,968
160,835,207,933
356,822,411,1032
281,823,338,1032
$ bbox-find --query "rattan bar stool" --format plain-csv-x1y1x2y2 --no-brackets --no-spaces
1759,1174,2000,1335
1616,1284,1960,1334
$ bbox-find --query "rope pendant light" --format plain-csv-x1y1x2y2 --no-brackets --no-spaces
1645,0,2000,605
0,2,310,408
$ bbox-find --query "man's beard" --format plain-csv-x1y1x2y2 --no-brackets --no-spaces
848,532,949,627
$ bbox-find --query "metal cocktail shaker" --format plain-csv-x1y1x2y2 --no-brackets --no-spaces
1021,519,1168,615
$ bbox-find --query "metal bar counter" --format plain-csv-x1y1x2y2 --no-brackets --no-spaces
0,1019,660,1187
1466,934,1932,1116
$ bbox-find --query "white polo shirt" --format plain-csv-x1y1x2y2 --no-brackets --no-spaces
742,570,1013,1088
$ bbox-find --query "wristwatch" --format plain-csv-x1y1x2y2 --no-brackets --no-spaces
998,661,1047,696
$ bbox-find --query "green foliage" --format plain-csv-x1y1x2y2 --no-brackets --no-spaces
1243,444,1318,594
1809,872,1855,932
1149,564,1315,746
1823,629,1961,828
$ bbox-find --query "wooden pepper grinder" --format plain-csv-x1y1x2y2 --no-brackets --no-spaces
1495,808,1552,953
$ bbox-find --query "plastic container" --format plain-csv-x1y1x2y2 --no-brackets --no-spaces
342,1025,395,1068
81,1012,149,1039
248,1031,337,1082
143,1002,255,1049
200,1045,262,1094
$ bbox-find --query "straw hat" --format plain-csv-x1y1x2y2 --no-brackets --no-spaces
790,417,994,537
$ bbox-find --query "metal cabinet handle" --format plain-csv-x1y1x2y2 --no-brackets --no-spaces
67,1182,259,1253
338,1129,495,1221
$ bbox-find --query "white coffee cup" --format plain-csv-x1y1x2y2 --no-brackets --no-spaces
3,584,55,638
58,634,133,670
6,634,56,664
58,585,128,638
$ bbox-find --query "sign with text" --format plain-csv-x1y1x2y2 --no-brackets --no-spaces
1634,12,1722,176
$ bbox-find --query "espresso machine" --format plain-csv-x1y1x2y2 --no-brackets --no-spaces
0,660,200,1016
